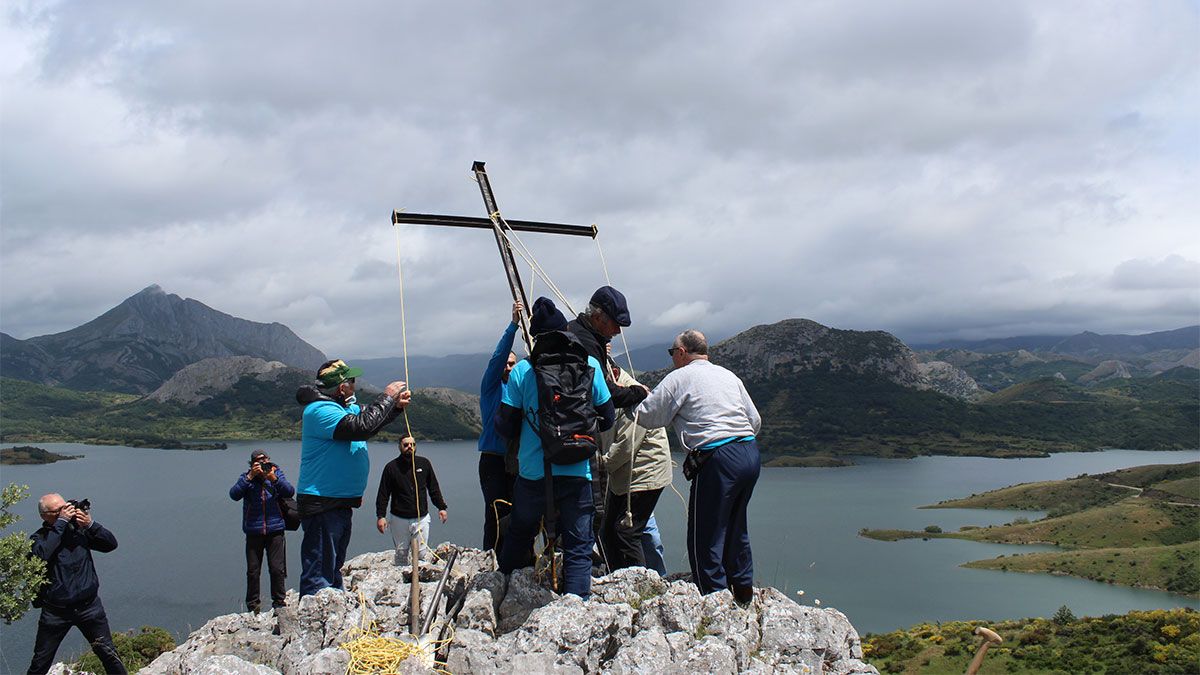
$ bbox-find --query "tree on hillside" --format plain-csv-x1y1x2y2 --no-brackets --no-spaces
1053,604,1076,625
0,483,47,623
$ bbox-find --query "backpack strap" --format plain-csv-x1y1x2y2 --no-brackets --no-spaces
542,456,558,541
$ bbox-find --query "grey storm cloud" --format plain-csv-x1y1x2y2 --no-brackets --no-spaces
1,0,1197,358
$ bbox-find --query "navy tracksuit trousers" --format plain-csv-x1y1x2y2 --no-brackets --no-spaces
478,452,515,552
687,439,761,594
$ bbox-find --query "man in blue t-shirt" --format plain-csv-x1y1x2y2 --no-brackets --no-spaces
477,301,522,552
495,297,615,599
294,359,411,596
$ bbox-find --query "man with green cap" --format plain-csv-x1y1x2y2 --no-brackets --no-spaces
295,359,411,596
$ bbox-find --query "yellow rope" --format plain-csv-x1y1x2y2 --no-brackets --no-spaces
596,233,688,512
594,232,647,522
392,222,433,563
340,591,455,674
491,498,512,548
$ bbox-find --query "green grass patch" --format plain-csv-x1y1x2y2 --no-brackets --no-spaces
924,477,1129,514
864,608,1200,674
1153,477,1200,501
965,542,1200,597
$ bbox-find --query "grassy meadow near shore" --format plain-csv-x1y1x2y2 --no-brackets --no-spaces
861,462,1200,597
863,607,1199,674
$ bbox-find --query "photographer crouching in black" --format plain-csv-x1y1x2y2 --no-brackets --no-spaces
27,493,125,674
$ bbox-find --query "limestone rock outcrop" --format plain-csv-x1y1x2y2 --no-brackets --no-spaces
916,361,983,401
147,356,291,404
123,544,877,674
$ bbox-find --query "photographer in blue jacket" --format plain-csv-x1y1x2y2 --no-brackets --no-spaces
230,449,295,612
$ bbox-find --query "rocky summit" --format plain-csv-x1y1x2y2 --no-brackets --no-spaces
54,544,877,674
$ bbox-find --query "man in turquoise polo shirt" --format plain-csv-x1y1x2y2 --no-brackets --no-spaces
295,359,411,596
495,297,615,599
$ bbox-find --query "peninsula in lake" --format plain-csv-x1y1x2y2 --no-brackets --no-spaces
861,461,1200,597
1,445,80,465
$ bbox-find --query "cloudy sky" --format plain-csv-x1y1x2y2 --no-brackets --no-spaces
2,1,1197,359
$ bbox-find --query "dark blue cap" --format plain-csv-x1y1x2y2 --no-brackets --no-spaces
590,286,631,327
530,297,568,334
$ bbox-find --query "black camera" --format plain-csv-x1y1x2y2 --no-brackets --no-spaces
259,461,276,473
67,498,91,513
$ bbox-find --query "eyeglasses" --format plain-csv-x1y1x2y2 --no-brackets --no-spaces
346,378,356,384
667,347,683,356
401,442,416,448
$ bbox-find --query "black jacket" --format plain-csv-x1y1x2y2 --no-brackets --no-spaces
294,385,403,517
30,518,118,608
376,454,447,519
294,385,402,441
566,315,648,410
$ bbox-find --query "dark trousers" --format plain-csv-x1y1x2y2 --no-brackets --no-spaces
28,596,126,674
499,475,594,598
299,507,352,597
601,487,663,571
479,452,515,552
688,440,760,594
245,530,287,610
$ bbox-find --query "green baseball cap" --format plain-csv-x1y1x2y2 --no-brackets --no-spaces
316,359,364,388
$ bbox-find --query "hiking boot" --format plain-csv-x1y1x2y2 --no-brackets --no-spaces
732,584,754,607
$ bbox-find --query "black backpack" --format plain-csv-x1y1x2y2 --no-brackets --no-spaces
528,330,600,465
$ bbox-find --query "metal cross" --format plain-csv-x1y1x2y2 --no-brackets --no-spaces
392,161,597,351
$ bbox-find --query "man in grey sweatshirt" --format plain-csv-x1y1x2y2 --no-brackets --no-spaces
634,329,761,604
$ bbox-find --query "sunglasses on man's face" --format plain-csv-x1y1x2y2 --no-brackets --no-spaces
667,347,683,356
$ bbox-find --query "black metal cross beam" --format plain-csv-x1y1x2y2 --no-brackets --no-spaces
391,161,598,351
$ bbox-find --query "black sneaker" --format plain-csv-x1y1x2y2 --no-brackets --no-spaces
732,584,754,607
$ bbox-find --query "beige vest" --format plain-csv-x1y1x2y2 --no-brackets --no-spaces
602,369,672,495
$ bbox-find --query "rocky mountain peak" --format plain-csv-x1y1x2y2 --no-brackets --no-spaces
710,318,928,389
1,286,327,393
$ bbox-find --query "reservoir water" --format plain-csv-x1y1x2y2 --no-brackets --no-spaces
1,442,1196,668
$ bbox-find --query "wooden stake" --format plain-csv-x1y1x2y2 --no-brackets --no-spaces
409,531,420,636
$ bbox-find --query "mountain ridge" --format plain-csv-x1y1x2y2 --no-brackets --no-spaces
1,285,327,394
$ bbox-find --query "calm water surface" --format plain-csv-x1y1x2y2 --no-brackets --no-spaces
1,443,1196,668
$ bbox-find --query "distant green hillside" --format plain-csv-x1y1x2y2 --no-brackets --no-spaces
1094,366,1200,403
750,370,1198,459
864,608,1199,674
0,377,481,447
931,349,1097,391
862,462,1200,596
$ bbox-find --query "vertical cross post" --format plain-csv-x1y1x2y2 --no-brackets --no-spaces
471,161,534,352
